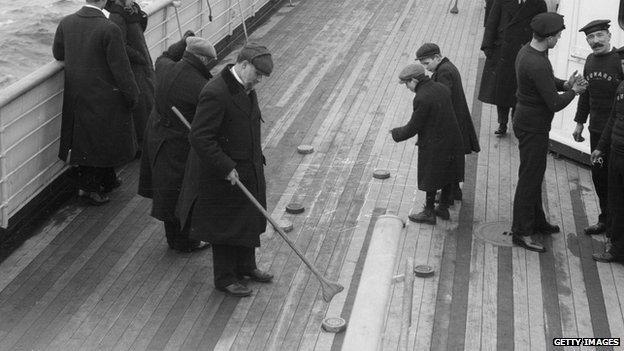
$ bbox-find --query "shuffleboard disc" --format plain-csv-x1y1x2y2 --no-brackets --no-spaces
285,202,305,214
297,145,314,154
372,169,391,179
414,265,435,278
321,317,347,333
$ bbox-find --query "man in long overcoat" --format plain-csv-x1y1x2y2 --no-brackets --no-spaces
479,0,547,136
105,0,155,152
176,43,274,297
417,43,481,203
53,0,139,205
391,63,464,224
138,35,216,252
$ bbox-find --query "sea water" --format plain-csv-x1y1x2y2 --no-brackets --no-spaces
0,0,153,89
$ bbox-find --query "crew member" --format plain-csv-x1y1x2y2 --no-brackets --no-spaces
573,19,623,236
510,12,586,252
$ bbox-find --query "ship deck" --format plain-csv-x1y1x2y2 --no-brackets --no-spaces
1,0,623,350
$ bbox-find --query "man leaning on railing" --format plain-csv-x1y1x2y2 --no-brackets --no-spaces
52,0,140,205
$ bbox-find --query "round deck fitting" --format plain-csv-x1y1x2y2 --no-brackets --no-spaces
473,221,513,247
321,317,347,333
297,145,314,154
372,169,390,179
285,202,305,214
414,265,435,278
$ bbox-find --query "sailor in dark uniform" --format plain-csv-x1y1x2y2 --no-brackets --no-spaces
573,20,624,236
591,47,624,263
510,12,587,252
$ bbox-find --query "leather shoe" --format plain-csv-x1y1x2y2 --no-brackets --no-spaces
102,177,122,193
592,251,623,263
217,282,252,297
494,124,507,137
536,223,560,235
170,240,210,253
584,222,606,235
512,234,546,253
78,189,110,206
434,205,450,220
239,269,273,283
408,208,436,224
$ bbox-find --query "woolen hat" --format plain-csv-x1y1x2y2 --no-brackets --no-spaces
185,36,217,59
530,12,565,37
579,19,610,35
415,43,441,60
398,63,426,83
238,43,273,76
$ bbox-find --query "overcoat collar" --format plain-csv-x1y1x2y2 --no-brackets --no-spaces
506,0,542,28
221,64,255,116
77,6,107,18
415,76,432,92
182,52,213,80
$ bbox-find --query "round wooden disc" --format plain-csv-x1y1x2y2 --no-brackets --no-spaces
321,317,347,333
372,169,390,179
297,145,314,154
278,219,293,232
285,202,305,214
414,265,435,277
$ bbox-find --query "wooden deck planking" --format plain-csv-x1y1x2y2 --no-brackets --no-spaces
1,0,623,349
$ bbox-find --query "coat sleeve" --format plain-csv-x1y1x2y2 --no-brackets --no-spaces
52,22,64,61
108,14,147,65
574,63,590,124
391,97,429,142
104,24,139,108
189,89,237,178
481,0,501,51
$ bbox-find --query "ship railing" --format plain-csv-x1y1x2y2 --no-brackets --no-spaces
0,0,276,228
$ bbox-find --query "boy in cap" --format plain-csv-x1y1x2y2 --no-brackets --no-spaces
591,46,624,263
138,33,216,253
176,43,274,297
390,63,464,224
416,43,480,205
510,12,587,252
573,19,623,236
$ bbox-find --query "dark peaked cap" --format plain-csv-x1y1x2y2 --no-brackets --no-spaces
579,19,610,35
530,12,565,37
416,43,441,60
237,43,273,76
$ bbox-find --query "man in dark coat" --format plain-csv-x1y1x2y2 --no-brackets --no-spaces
479,0,547,136
176,43,274,297
572,20,623,236
591,50,624,263
138,34,216,252
511,12,586,253
391,63,464,224
105,0,155,153
416,43,481,202
53,0,139,205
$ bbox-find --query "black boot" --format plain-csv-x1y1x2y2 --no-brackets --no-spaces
409,208,436,224
494,123,507,136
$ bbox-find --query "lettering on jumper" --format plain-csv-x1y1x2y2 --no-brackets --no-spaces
586,71,617,82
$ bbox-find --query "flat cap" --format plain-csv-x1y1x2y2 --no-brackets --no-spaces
398,63,426,83
238,43,273,76
579,19,610,35
416,43,441,60
530,12,565,37
185,36,217,59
